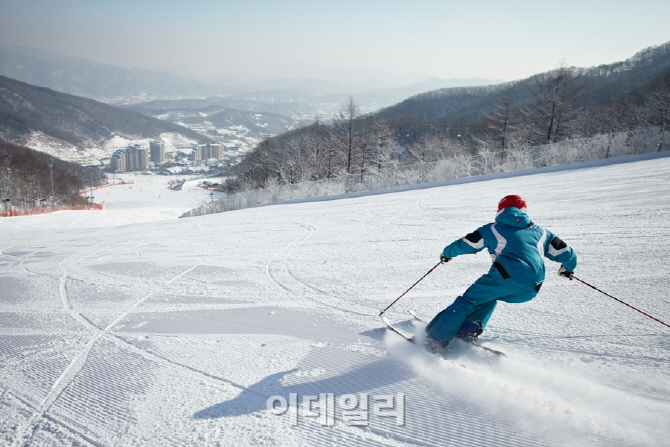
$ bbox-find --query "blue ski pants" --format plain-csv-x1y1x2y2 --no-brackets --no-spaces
425,270,539,342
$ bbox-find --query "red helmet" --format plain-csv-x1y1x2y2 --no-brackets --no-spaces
497,195,527,212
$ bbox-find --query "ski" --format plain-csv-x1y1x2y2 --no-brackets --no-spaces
408,309,506,357
381,315,415,343
408,309,424,322
381,315,465,367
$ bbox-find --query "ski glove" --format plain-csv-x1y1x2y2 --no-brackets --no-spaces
440,254,452,263
558,266,574,280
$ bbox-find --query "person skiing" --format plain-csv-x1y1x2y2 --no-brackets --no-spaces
423,194,577,352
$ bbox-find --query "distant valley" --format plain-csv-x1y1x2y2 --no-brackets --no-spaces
122,98,319,162
0,44,502,167
0,75,210,165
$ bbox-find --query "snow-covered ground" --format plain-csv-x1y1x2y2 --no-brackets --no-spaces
1,154,669,446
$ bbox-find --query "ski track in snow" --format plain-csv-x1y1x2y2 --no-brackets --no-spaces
3,237,217,445
266,223,374,318
1,159,670,446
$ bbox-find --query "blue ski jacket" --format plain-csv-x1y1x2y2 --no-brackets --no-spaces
442,207,577,290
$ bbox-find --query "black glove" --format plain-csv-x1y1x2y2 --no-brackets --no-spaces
558,266,574,280
440,254,452,263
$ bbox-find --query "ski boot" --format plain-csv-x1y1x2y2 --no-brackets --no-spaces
421,333,450,353
456,321,483,342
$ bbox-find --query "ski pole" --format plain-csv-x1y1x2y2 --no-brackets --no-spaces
379,261,443,316
573,276,670,330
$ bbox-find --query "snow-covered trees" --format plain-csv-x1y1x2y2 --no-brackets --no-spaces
484,92,515,153
334,96,363,174
368,118,400,170
226,45,670,196
0,139,99,211
523,65,578,145
228,98,392,191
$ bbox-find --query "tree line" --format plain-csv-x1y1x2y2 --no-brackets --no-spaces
0,139,104,211
224,42,670,192
224,100,406,192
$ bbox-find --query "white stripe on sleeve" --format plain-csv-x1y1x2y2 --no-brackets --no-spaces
491,224,507,260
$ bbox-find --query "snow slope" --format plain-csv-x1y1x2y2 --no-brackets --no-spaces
1,154,669,446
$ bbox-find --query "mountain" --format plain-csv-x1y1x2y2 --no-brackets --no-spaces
226,41,670,192
122,77,506,160
205,108,309,136
0,44,233,104
124,97,319,121
123,97,316,158
0,76,212,165
146,107,310,140
374,41,670,141
223,77,504,113
0,44,502,113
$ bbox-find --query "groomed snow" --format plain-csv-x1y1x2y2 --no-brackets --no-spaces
1,155,669,446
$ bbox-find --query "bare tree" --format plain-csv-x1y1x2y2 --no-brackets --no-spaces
277,135,302,185
334,96,362,174
407,135,446,163
523,64,578,145
369,119,400,170
302,120,330,180
484,92,517,162
646,80,670,128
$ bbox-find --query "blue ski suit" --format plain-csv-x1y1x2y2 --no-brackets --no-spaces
426,207,577,342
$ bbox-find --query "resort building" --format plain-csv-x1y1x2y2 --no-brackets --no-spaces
109,145,149,172
150,140,166,164
193,143,224,161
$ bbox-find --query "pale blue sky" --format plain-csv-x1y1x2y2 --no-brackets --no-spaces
1,0,669,83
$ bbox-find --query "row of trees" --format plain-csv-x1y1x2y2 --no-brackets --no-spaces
226,100,406,191
479,63,670,154
226,49,670,193
0,139,105,212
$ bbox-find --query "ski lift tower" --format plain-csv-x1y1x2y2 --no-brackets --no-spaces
49,158,55,210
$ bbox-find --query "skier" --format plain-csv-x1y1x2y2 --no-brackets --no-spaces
423,194,577,352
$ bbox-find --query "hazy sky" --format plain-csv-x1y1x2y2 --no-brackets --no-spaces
1,0,669,84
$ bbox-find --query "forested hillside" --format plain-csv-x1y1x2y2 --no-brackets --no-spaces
0,139,103,210
225,42,670,192
380,41,670,144
126,99,315,141
0,76,211,157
